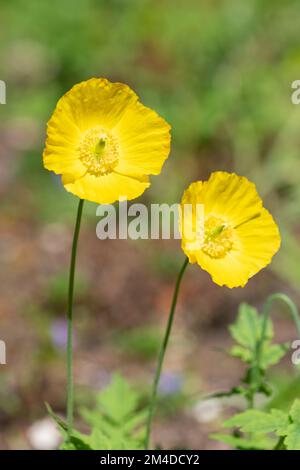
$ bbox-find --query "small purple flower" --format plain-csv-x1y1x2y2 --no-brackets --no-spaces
158,372,183,396
50,318,75,350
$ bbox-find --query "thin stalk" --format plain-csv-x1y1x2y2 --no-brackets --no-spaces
254,293,300,392
67,198,84,437
145,257,189,450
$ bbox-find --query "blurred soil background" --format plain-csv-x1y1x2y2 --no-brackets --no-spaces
1,0,300,449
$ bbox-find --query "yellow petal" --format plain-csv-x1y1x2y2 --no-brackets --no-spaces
114,101,171,176
62,172,150,205
194,172,263,227
50,78,138,132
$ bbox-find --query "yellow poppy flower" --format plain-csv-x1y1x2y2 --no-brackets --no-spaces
180,172,281,288
43,78,171,204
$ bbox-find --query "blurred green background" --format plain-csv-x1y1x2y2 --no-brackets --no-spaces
1,0,300,450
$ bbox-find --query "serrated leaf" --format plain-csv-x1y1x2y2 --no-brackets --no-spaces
230,345,252,363
87,429,109,450
46,374,147,450
97,373,139,423
213,399,300,451
48,375,145,450
224,409,289,436
229,303,272,351
231,343,289,369
210,433,273,450
79,408,106,428
260,343,290,369
121,409,147,434
290,399,300,422
269,409,291,436
284,424,300,450
224,410,270,433
229,303,288,370
80,373,145,450
284,399,300,450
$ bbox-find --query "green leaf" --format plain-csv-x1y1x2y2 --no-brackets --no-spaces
269,409,291,436
260,343,289,369
284,424,300,450
284,399,300,450
229,302,288,369
222,399,300,450
229,303,272,351
230,345,252,363
224,409,289,436
80,373,146,450
97,373,140,423
290,399,300,423
47,374,146,450
210,433,273,450
86,429,110,450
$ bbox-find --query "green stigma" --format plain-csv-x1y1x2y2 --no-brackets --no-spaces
94,137,107,156
210,224,226,238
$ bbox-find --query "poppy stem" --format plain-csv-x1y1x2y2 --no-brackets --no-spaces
145,256,189,450
253,293,300,403
67,198,84,438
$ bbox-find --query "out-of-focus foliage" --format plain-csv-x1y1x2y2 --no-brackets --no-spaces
115,326,161,361
49,374,146,450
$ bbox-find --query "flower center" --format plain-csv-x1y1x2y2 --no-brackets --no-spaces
202,215,233,258
78,126,119,176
